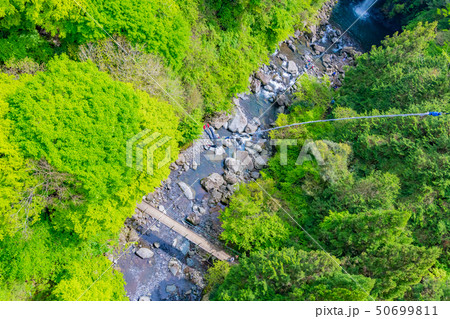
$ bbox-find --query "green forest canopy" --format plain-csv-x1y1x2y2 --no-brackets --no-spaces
213,20,449,301
0,0,449,301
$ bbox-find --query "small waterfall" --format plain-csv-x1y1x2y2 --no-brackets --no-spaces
354,0,376,18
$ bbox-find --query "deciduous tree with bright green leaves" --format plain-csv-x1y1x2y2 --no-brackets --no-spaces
5,55,180,240
0,73,43,240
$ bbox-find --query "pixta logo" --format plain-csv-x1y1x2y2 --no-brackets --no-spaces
126,129,172,175
271,138,327,166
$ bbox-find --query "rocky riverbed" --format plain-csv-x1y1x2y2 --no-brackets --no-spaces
116,0,364,301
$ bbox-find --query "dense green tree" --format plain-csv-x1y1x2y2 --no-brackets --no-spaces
403,268,450,301
337,22,449,114
212,247,374,301
352,243,441,300
332,101,450,254
204,260,231,295
0,219,126,300
0,0,332,116
0,73,42,240
0,0,83,33
319,210,411,257
382,0,450,30
0,30,54,64
4,55,180,239
77,37,204,144
71,0,191,70
219,180,292,252
51,256,127,301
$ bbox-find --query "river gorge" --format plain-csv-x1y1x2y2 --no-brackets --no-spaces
116,0,400,301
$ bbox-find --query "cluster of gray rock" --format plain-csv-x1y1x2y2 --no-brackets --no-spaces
208,98,261,135
322,46,360,87
249,57,297,106
200,138,269,205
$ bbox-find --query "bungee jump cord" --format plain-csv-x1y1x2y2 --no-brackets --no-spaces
206,111,449,143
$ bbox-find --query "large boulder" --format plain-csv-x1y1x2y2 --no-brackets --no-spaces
128,228,140,242
236,151,254,171
210,112,232,130
225,157,242,174
342,46,356,55
251,171,261,179
179,240,190,255
223,171,239,185
209,188,223,204
175,153,186,166
201,173,225,192
228,107,248,133
276,94,289,107
214,146,226,157
252,144,263,153
287,61,298,74
250,78,261,93
136,248,154,259
254,155,268,169
139,295,151,301
245,117,261,134
178,182,195,200
322,54,333,65
166,285,177,294
255,71,271,86
313,44,326,54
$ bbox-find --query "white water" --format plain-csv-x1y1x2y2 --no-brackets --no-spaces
354,0,376,18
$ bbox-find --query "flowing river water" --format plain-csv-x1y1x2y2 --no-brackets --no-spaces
116,0,399,301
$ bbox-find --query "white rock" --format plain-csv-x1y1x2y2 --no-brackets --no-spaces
136,248,154,259
237,151,254,171
254,155,268,169
179,240,190,255
225,157,242,174
223,171,239,184
187,213,200,226
228,107,248,133
287,61,298,74
178,182,195,200
256,71,271,86
215,146,226,157
210,112,232,129
245,117,261,134
253,144,263,153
